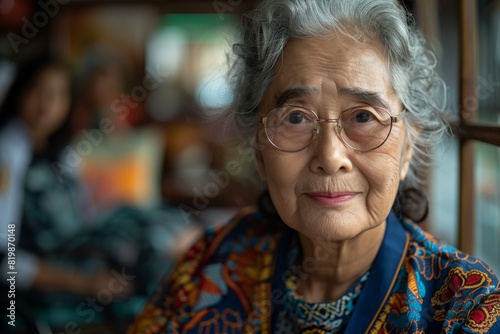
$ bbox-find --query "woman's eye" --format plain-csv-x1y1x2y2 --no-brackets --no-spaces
354,110,374,123
287,112,305,124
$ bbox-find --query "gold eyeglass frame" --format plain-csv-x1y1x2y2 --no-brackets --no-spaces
259,105,406,152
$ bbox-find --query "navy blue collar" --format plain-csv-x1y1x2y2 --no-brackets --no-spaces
271,211,410,333
344,211,409,333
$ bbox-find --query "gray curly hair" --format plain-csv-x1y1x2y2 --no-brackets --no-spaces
225,0,449,221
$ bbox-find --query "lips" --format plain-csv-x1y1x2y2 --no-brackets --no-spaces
306,192,357,206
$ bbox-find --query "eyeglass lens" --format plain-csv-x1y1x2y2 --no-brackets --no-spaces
264,106,393,152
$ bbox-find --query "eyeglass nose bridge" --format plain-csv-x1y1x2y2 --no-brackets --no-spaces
317,118,339,123
314,118,344,139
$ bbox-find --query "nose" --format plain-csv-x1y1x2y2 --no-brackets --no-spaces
309,122,353,175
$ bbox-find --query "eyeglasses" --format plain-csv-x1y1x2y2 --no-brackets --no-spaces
260,105,405,152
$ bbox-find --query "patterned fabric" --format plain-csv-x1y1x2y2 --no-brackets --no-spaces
129,208,500,334
274,238,369,333
20,155,94,254
369,221,500,334
276,268,369,333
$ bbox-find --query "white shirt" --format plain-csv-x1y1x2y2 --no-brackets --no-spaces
0,119,38,288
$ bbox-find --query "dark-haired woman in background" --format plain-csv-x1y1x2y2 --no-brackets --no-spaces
0,56,203,333
0,56,124,313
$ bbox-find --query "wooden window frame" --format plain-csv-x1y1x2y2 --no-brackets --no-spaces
458,0,500,253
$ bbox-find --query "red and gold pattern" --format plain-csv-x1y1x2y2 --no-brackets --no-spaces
465,293,500,333
432,268,490,306
366,221,499,334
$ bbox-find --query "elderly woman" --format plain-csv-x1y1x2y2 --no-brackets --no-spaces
130,0,500,333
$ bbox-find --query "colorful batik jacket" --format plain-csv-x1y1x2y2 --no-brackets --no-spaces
129,207,500,333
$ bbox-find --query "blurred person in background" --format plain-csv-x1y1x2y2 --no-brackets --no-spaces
0,55,132,332
0,55,116,296
0,54,209,333
72,51,134,134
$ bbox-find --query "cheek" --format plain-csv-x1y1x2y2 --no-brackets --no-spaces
361,154,400,192
261,149,306,209
262,150,304,187
359,137,403,217
52,98,70,121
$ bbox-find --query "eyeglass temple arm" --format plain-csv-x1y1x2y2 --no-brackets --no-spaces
391,109,407,123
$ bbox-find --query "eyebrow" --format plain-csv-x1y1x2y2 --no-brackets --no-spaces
338,87,390,109
275,87,318,107
274,86,390,109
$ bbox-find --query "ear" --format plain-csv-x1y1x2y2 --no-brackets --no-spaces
399,138,413,180
254,148,267,182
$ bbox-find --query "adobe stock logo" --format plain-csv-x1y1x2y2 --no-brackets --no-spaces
7,0,70,54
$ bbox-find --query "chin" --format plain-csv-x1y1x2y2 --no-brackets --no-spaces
293,212,371,242
276,196,383,241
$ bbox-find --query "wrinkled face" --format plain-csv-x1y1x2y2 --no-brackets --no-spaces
256,32,412,242
20,66,70,138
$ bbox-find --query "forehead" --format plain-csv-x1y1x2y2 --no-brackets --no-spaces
263,32,398,109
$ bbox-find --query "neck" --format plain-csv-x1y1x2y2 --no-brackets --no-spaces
295,221,386,303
